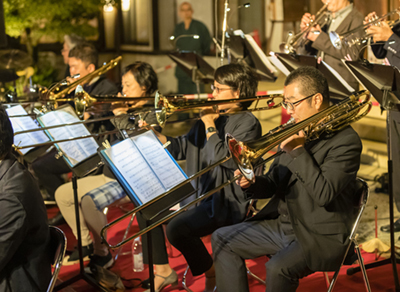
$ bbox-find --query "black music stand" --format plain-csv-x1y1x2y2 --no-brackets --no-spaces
344,60,400,291
273,53,356,102
227,31,277,82
168,51,215,97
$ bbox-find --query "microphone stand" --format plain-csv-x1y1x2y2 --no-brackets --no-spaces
220,0,229,66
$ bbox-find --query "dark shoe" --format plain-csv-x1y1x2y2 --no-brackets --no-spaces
144,270,178,292
89,252,114,269
48,212,66,226
63,243,94,265
381,219,400,233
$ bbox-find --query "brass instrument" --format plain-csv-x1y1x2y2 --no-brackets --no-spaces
228,90,372,180
155,91,284,128
330,8,400,55
280,2,330,54
100,90,371,249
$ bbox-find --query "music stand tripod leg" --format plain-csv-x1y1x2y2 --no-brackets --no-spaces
54,175,108,291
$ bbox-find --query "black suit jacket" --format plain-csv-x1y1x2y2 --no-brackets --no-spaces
0,155,51,291
244,126,362,271
371,23,400,70
297,7,364,91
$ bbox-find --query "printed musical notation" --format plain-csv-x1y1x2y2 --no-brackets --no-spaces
6,105,49,155
103,130,186,204
38,105,99,167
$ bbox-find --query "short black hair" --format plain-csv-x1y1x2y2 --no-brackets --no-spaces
284,66,330,106
0,107,14,158
68,42,98,69
214,63,259,110
123,62,158,95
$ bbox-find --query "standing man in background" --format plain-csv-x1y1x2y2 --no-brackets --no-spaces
173,1,212,94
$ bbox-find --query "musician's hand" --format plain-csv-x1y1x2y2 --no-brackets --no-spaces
139,120,167,144
112,107,128,116
367,22,393,42
234,169,254,188
301,13,313,31
364,12,378,25
280,130,305,153
307,24,321,42
200,106,219,125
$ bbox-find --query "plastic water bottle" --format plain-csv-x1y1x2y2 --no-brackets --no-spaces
132,237,144,272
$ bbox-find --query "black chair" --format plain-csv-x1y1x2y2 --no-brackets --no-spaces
325,177,371,292
47,226,67,292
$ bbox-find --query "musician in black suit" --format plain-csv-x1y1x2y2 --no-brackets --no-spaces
211,66,362,292
0,107,52,291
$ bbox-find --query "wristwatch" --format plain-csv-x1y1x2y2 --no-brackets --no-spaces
206,127,218,135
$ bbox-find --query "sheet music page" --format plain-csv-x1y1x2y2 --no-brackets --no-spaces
38,106,98,166
6,105,49,155
268,53,291,76
132,130,187,190
104,138,165,203
322,60,355,92
244,34,278,74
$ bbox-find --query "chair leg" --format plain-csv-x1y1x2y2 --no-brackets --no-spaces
323,272,330,288
114,213,136,262
182,265,193,292
245,263,266,286
327,269,341,292
354,239,372,292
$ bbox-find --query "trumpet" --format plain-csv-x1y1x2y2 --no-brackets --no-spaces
329,8,400,54
280,2,330,54
155,91,284,127
100,90,372,249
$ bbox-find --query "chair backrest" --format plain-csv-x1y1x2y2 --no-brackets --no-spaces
47,226,67,292
349,178,369,239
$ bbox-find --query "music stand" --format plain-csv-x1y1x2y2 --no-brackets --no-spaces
227,31,277,82
168,51,215,97
344,60,400,291
273,53,356,102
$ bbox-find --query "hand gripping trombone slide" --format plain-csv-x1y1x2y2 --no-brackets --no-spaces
100,90,372,250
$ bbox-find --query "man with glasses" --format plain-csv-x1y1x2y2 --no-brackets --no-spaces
211,66,362,292
147,63,261,292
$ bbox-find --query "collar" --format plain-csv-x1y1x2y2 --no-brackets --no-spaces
331,3,353,19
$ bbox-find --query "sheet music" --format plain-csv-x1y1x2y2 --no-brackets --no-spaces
103,130,187,205
322,60,355,92
268,53,291,76
132,130,186,190
244,34,278,74
6,105,49,155
38,106,98,166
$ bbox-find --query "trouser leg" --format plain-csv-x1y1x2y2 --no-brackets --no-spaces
212,218,309,292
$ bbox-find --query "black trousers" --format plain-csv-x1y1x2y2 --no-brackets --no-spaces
31,148,71,199
166,200,234,276
211,218,314,292
389,110,400,212
136,212,169,265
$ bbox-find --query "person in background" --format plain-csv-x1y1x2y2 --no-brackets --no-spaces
173,1,212,94
61,34,85,78
0,107,52,291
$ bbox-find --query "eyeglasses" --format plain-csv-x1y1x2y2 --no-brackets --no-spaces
211,84,233,94
282,93,316,111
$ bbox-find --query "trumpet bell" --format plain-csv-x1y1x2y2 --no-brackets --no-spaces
329,31,342,49
226,133,256,181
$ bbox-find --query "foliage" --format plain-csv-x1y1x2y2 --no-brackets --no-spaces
3,0,108,45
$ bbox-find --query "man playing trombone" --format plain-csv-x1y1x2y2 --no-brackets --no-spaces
211,66,362,292
297,0,363,91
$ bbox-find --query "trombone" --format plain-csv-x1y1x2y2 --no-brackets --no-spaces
280,1,330,54
100,90,372,249
155,91,284,127
329,7,400,54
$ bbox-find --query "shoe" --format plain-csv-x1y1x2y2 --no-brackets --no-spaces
48,211,66,226
380,219,400,233
62,243,94,266
89,252,114,269
144,270,178,292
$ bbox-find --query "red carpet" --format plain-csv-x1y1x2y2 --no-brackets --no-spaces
48,205,400,292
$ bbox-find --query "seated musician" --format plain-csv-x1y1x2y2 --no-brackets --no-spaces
296,0,363,91
31,42,118,225
0,107,52,291
140,63,262,292
55,62,174,284
366,12,400,233
211,66,362,292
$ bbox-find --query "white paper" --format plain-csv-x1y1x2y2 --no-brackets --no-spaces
268,53,291,76
104,130,186,204
244,34,278,74
6,105,49,155
38,106,99,166
323,60,355,92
